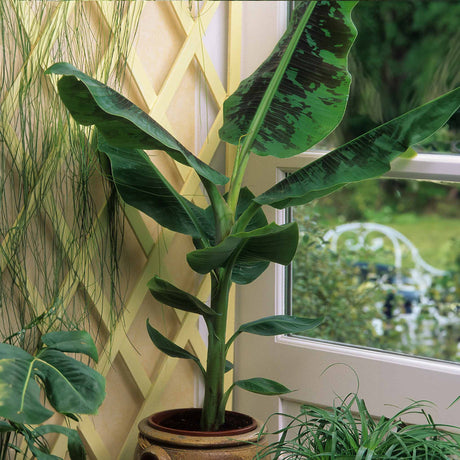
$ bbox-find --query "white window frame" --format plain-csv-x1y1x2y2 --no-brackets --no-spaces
276,152,460,362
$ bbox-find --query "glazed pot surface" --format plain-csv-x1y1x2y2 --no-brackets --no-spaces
135,409,265,460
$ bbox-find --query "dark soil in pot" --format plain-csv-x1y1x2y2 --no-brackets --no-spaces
148,408,257,436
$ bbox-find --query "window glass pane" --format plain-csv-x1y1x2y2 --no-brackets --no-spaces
316,1,459,154
289,178,460,362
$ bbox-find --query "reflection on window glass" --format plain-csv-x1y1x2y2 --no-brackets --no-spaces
317,1,459,153
289,179,460,362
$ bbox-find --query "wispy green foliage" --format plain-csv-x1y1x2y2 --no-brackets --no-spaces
0,1,140,344
1,2,140,458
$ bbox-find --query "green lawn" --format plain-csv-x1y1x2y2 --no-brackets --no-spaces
296,209,460,270
388,215,460,269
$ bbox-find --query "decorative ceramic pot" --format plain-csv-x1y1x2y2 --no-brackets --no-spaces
135,408,265,459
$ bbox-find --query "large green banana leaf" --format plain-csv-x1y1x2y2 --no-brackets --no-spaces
219,1,357,158
256,87,460,208
97,137,212,239
225,315,323,354
233,378,292,396
236,315,323,337
45,62,227,186
187,222,298,275
0,331,105,425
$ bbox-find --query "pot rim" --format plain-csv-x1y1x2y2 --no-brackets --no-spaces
147,408,258,437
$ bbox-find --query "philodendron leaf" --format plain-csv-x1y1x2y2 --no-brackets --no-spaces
146,320,205,375
238,315,323,336
97,137,211,239
45,62,227,186
35,349,105,416
256,87,460,209
220,1,357,158
148,276,218,318
234,378,293,396
187,222,299,275
0,348,52,424
34,425,85,460
41,330,98,362
0,339,104,425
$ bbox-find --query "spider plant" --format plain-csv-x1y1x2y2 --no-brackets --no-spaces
256,393,460,459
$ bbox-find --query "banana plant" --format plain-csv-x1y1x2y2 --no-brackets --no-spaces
0,330,105,459
45,1,460,431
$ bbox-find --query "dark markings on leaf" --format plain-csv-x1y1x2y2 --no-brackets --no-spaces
220,1,356,157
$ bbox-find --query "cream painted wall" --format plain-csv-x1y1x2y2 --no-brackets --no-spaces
241,1,287,78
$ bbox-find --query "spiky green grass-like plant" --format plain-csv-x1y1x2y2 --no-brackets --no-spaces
256,394,460,459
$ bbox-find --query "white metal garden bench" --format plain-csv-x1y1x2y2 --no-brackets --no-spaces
323,222,447,297
323,223,458,354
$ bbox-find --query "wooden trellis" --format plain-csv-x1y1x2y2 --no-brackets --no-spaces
0,1,242,459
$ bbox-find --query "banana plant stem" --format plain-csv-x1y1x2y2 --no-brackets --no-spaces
200,265,234,431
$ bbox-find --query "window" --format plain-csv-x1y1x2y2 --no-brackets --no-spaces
288,172,460,363
286,1,460,364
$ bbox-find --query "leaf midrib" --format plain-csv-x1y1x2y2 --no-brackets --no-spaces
20,353,87,414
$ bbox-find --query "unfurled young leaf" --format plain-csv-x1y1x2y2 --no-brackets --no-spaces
204,187,270,284
187,222,299,275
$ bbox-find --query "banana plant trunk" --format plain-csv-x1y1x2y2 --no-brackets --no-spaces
201,266,234,431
